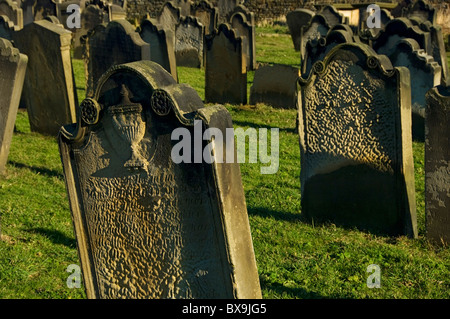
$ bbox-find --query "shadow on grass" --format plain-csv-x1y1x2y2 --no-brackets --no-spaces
248,206,303,223
260,277,327,299
8,161,63,178
26,227,76,248
231,119,296,134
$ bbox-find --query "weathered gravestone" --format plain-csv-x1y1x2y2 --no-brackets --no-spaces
174,0,191,17
302,27,355,77
0,0,23,29
403,0,437,25
13,19,78,135
425,85,450,245
21,0,57,26
83,19,150,98
217,0,237,24
0,14,17,40
0,38,27,174
139,18,177,81
387,38,441,141
250,64,300,109
299,14,330,63
319,5,347,28
205,23,246,105
297,43,417,237
190,0,217,35
72,3,110,59
230,11,255,71
58,60,262,299
286,8,315,52
175,16,205,68
227,4,255,26
158,1,181,35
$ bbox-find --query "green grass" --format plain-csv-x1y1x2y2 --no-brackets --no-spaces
0,26,449,299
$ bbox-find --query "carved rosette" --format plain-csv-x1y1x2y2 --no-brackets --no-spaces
151,89,174,116
80,98,101,126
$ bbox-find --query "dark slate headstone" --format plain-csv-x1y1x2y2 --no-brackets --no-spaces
58,60,262,299
302,27,355,77
402,0,437,25
139,18,178,81
230,11,256,71
250,64,300,109
13,19,78,135
297,43,417,238
425,85,450,245
286,8,315,52
387,38,441,141
190,0,217,35
175,15,205,68
0,0,23,29
83,19,151,97
299,14,330,63
0,38,27,174
205,23,246,105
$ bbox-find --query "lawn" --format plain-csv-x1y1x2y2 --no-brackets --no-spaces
0,25,449,299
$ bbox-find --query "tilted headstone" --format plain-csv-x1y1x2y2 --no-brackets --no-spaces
297,43,417,238
190,0,217,35
425,85,450,245
250,64,300,110
0,14,17,40
0,0,23,29
302,27,355,77
21,0,57,25
13,19,78,135
230,11,256,71
402,0,437,25
319,5,347,27
286,8,315,52
205,23,246,105
83,19,151,97
58,60,262,299
387,38,441,141
175,15,205,68
299,14,330,63
73,3,110,59
158,1,181,35
139,18,177,81
0,38,27,174
372,18,432,58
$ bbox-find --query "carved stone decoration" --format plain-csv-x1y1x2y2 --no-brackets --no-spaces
299,14,330,63
297,43,417,238
425,85,450,246
58,60,262,299
0,38,27,175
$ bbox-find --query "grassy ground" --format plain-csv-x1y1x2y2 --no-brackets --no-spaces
0,26,449,299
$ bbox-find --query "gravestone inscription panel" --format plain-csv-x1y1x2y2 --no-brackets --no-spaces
297,43,417,237
59,60,261,299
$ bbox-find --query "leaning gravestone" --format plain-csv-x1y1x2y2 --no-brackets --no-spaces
0,0,23,29
83,19,150,98
13,19,78,135
0,38,27,174
58,60,262,299
205,23,246,105
297,43,417,238
387,38,441,141
139,18,177,81
190,0,217,35
299,14,330,63
175,16,205,68
286,8,315,52
250,64,300,109
158,1,181,35
230,11,256,71
425,85,450,246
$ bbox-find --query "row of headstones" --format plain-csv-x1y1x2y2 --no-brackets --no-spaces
300,16,449,142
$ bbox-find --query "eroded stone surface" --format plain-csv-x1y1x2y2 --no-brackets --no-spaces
59,60,261,299
297,43,417,237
